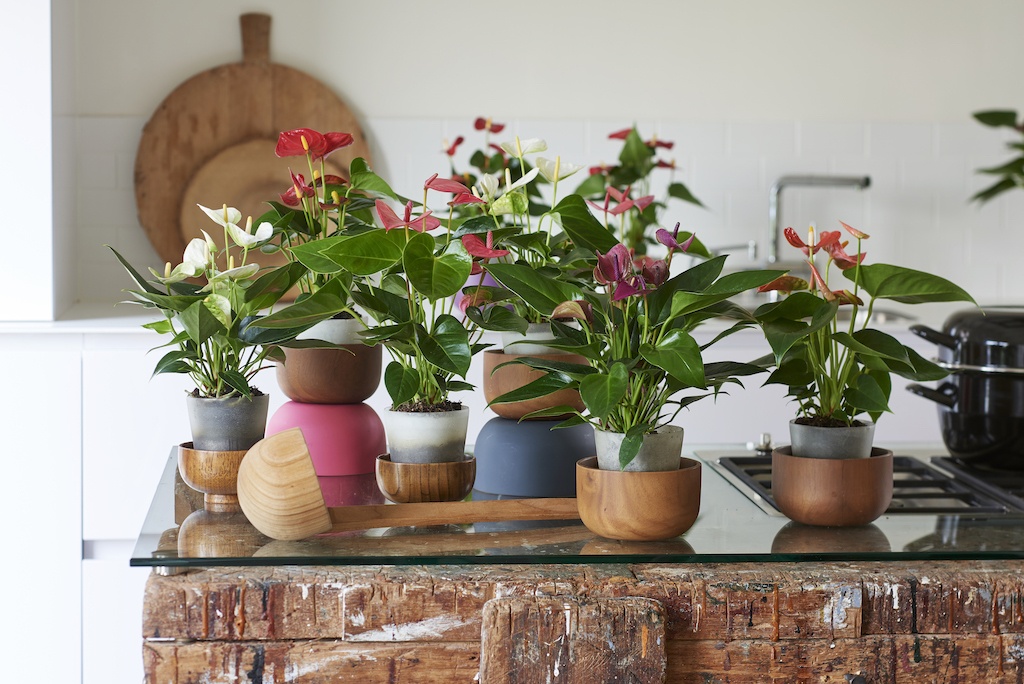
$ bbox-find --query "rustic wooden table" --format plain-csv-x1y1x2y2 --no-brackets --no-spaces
134,453,1024,683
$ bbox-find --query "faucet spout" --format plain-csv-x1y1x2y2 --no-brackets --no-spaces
767,175,871,265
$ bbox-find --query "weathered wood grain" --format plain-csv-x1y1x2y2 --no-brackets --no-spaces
479,597,666,684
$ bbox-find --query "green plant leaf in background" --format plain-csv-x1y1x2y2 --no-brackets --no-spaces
974,110,1019,128
324,229,404,276
247,277,349,330
384,361,419,407
348,157,399,199
417,314,472,377
640,329,705,389
486,262,582,316
551,194,618,254
852,264,976,304
179,298,227,345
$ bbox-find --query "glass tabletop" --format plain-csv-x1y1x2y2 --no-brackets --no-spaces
131,448,1024,569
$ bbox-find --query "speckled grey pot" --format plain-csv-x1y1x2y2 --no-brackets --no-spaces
595,425,683,472
789,419,875,459
186,393,269,452
473,417,595,497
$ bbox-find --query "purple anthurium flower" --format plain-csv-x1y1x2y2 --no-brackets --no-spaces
634,255,669,288
593,243,632,285
655,222,695,253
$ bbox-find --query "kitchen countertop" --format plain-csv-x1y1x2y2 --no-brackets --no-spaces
132,446,1024,571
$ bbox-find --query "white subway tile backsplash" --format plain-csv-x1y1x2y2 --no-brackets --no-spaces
74,114,1021,306
868,122,934,158
799,122,867,158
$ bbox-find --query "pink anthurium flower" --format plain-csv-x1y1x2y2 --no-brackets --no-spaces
808,263,838,302
633,255,669,288
839,220,870,240
444,136,464,157
823,239,866,270
461,232,509,259
374,200,441,232
424,173,471,194
449,192,486,207
783,226,841,256
608,128,632,140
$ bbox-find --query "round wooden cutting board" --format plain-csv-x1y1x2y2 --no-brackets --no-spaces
135,13,371,268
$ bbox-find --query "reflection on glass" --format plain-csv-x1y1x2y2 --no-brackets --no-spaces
771,522,891,554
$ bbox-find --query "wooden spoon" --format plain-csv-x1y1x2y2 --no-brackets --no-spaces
237,428,580,541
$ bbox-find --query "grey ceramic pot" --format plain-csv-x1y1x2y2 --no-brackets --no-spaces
595,425,683,472
186,393,270,452
473,417,595,498
788,419,876,459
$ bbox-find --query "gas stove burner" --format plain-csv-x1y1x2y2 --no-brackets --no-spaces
712,453,1022,516
931,456,1024,512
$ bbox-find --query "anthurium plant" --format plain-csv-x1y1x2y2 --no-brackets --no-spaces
255,154,487,411
754,222,976,427
575,126,706,255
971,109,1024,203
487,209,786,468
109,204,307,398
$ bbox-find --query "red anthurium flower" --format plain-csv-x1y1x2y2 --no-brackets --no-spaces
444,136,465,157
757,275,810,294
647,136,674,150
449,192,486,207
589,164,612,176
783,227,841,256
473,117,505,133
839,220,870,240
316,174,347,187
655,159,676,169
322,132,354,158
280,186,300,207
588,186,641,216
822,239,866,270
656,223,696,253
374,200,441,232
461,232,509,259
593,244,632,285
608,128,633,140
424,173,471,194
276,128,327,158
834,290,865,306
458,286,493,313
808,263,837,302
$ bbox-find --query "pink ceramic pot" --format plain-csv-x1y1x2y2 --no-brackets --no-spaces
266,402,385,476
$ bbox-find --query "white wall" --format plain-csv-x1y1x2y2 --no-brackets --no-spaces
72,0,1024,312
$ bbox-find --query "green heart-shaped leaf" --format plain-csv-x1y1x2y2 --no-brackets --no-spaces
404,233,473,301
579,362,629,419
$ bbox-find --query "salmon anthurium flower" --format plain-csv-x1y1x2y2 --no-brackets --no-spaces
424,173,471,195
461,231,509,259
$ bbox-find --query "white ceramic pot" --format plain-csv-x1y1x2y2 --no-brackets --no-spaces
296,316,364,345
595,425,684,472
384,405,471,464
501,322,574,356
789,419,876,459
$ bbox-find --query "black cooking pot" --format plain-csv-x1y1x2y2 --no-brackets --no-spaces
908,307,1024,469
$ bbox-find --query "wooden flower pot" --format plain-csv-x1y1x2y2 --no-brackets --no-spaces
575,456,701,541
483,349,586,420
375,454,476,504
275,344,382,404
177,443,247,512
772,446,893,527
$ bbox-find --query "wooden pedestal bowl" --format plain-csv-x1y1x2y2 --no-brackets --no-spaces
575,456,702,541
178,443,247,512
236,428,579,541
772,446,893,527
375,454,475,503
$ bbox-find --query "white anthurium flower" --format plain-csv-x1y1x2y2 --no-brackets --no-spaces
182,236,212,272
149,260,199,285
215,263,260,282
198,204,243,229
506,167,539,193
499,137,547,158
202,294,233,330
227,217,273,249
537,156,583,183
476,173,500,202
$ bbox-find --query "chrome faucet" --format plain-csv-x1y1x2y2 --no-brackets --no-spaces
767,175,871,266
708,239,758,261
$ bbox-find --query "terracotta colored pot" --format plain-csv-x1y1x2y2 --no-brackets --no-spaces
266,402,385,476
177,443,248,512
772,446,893,527
375,454,476,503
575,456,701,541
275,344,382,404
483,349,586,420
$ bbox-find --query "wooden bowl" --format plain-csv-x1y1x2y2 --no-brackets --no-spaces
575,456,701,541
483,349,586,420
275,344,382,404
177,509,268,558
375,454,476,504
772,446,893,527
177,443,247,512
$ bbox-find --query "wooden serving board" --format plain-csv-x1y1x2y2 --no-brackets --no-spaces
134,13,370,268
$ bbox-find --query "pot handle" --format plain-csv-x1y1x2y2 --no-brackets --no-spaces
905,382,957,408
910,324,956,349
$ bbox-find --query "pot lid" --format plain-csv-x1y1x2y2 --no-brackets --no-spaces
938,307,1024,369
